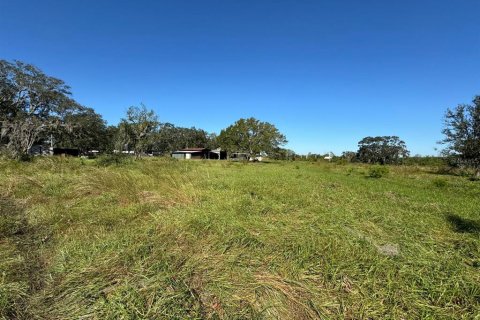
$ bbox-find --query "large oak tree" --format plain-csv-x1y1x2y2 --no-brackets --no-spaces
357,136,409,164
217,117,287,158
0,60,107,158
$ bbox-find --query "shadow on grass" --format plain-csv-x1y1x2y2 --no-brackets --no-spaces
445,213,480,234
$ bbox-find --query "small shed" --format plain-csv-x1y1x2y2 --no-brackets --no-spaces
172,148,210,160
171,148,228,160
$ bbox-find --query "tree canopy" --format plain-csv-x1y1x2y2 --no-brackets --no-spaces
115,104,159,157
217,117,287,157
0,60,101,158
153,123,217,153
6,59,467,165
54,107,111,153
357,136,409,164
441,96,480,175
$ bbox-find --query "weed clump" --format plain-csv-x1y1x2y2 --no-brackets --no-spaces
367,165,389,178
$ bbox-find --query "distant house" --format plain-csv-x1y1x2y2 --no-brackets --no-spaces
171,148,226,160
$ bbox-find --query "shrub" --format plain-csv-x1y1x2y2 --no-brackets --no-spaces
368,165,389,178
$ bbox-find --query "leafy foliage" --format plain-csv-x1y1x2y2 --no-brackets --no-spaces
217,117,287,157
0,60,83,158
341,151,357,162
153,123,217,154
357,136,409,164
268,147,296,160
441,96,480,175
115,104,159,157
0,60,109,158
54,107,113,153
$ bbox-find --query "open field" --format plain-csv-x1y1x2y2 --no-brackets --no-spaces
1,158,479,319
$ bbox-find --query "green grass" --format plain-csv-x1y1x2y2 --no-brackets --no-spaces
0,157,479,319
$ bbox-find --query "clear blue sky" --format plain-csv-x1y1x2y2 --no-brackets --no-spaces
1,0,479,155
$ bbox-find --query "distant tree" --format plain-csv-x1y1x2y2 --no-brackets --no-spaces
0,60,83,158
152,122,176,153
54,107,109,153
357,136,409,164
341,151,357,162
269,147,296,160
178,127,211,149
103,126,119,153
205,132,218,150
116,104,159,157
441,95,480,176
152,123,216,154
217,117,287,157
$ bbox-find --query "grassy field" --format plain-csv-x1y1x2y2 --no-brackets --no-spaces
0,157,479,319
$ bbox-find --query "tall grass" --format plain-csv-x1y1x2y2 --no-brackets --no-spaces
0,157,479,319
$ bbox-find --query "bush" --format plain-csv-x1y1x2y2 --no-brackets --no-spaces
368,165,389,178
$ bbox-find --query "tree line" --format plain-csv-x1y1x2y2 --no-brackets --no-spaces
0,60,287,159
1,59,479,175
335,96,480,177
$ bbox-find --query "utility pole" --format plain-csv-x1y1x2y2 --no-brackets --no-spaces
50,134,54,155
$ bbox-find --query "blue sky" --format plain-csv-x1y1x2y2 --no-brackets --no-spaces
1,0,479,155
